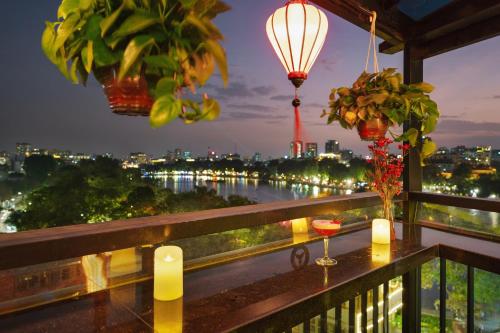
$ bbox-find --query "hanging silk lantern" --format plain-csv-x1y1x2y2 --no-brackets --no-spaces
266,0,329,88
266,0,328,158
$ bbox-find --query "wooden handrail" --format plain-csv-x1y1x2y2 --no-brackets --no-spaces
409,191,500,213
0,193,381,270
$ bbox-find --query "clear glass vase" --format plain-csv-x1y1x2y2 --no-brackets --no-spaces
383,200,396,241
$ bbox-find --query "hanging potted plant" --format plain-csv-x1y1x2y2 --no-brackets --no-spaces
321,12,440,163
42,0,229,126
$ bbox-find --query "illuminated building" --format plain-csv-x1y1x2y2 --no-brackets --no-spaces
305,143,318,158
289,141,303,158
325,140,339,154
16,143,32,157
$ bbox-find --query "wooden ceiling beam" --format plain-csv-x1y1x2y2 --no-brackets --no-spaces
413,14,500,59
380,0,500,55
414,0,500,41
311,0,412,45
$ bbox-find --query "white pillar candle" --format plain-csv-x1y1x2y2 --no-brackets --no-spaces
154,298,183,333
154,246,183,301
372,219,391,244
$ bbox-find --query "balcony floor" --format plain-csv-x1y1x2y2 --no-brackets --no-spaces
0,224,499,332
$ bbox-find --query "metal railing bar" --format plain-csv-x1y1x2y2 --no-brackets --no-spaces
439,258,446,333
361,292,368,333
383,282,389,333
335,306,341,333
467,266,474,333
373,286,379,333
349,298,355,333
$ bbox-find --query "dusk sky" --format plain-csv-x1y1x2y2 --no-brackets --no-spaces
0,1,499,158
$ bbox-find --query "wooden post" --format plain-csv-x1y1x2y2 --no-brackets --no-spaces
402,42,423,333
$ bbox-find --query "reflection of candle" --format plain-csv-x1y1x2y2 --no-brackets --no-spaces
154,246,183,301
372,219,391,244
292,218,310,243
154,298,183,333
371,243,391,264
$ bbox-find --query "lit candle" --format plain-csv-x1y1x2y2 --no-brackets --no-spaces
154,298,183,333
372,219,391,244
292,218,310,243
371,243,391,264
154,246,183,301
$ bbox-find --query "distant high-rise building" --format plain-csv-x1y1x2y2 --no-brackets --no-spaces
492,149,500,162
183,151,192,159
325,140,339,154
340,149,353,162
252,152,262,163
305,143,318,158
474,146,492,166
16,143,32,157
289,141,303,158
207,148,217,161
174,148,183,160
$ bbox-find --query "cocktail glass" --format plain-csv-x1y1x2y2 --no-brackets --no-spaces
312,219,341,266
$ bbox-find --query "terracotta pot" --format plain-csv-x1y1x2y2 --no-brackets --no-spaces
357,117,389,141
96,67,154,117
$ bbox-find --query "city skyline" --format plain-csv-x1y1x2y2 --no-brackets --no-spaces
1,1,500,158
3,141,498,163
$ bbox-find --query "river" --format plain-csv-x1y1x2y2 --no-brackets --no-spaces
153,175,349,203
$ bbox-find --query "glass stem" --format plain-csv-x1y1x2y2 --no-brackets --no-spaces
323,237,329,259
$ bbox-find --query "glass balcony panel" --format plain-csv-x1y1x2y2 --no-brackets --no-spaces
420,258,441,333
417,202,500,236
474,268,500,332
446,261,467,332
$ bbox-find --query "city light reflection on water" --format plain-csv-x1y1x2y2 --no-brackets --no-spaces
152,175,346,203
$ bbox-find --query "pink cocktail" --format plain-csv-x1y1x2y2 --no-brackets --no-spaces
312,220,341,237
312,219,342,266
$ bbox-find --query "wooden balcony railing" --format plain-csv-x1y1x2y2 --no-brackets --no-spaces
0,192,381,271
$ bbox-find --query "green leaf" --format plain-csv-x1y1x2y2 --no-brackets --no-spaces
41,22,57,63
112,12,159,38
180,0,197,9
150,96,181,127
406,128,419,147
54,55,71,81
201,98,220,121
69,58,80,84
85,14,102,41
185,14,210,35
410,82,434,93
79,0,93,11
93,37,119,67
58,0,80,19
82,41,94,73
422,115,438,135
100,4,124,37
143,55,178,70
54,13,80,51
155,78,177,98
119,35,155,80
421,139,437,165
204,40,228,86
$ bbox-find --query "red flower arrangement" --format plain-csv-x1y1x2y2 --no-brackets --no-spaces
367,138,409,240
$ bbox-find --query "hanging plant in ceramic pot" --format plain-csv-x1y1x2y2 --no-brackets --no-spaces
41,0,229,126
322,68,440,161
321,12,440,163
